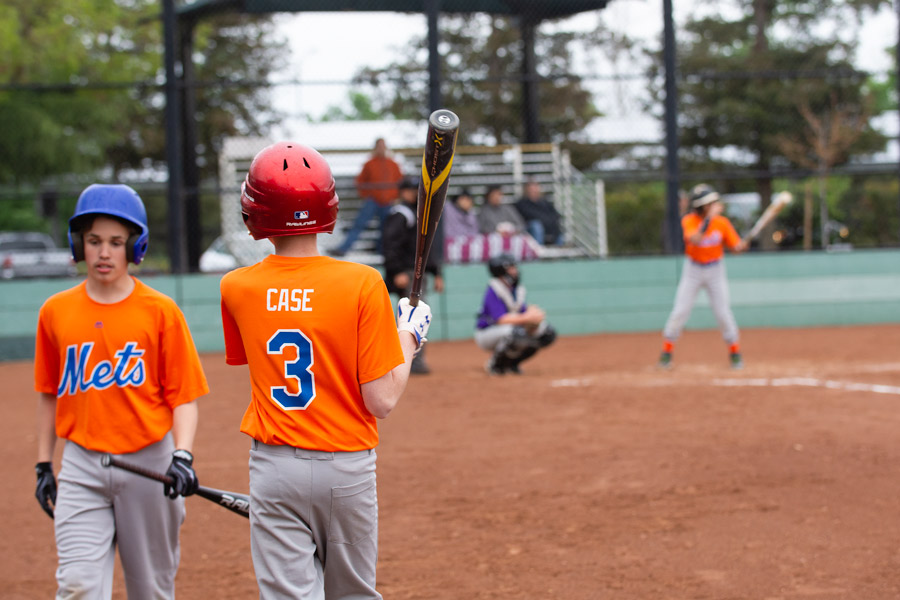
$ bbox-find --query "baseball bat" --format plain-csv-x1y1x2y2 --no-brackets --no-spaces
745,191,793,241
101,453,250,519
410,109,460,306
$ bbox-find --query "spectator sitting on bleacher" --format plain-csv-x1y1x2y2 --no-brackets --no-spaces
514,179,564,246
478,185,526,237
443,190,480,240
444,187,539,264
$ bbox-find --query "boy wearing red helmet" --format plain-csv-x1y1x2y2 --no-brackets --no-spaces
33,184,208,598
219,142,431,599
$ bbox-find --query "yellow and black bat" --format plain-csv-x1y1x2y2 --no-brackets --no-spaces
410,109,460,306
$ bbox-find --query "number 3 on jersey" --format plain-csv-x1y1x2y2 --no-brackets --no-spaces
267,329,316,410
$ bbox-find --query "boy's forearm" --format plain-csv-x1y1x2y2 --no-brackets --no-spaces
171,402,199,452
37,393,57,463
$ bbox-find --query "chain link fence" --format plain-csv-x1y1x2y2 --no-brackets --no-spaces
2,2,898,274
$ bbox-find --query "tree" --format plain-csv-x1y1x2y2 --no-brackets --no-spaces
0,1,285,184
318,91,386,122
776,92,872,247
184,13,286,175
647,0,889,246
351,14,600,149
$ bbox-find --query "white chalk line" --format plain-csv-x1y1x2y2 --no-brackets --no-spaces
711,377,900,396
550,374,900,396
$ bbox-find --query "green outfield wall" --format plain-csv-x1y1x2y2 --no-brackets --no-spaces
2,249,899,361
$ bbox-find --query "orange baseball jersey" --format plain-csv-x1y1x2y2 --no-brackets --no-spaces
220,254,405,451
682,213,742,264
33,279,209,454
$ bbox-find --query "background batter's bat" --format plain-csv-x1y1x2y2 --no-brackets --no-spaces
101,453,249,519
745,191,793,241
410,109,460,306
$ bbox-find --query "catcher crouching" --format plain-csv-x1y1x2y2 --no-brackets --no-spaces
475,254,556,375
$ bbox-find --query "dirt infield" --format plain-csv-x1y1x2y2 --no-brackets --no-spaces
5,324,900,599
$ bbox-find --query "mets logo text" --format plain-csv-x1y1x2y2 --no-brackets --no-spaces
57,341,147,396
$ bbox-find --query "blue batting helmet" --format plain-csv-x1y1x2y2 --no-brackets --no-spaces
68,184,150,264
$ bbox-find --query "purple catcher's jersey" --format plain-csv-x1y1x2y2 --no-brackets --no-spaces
476,284,526,329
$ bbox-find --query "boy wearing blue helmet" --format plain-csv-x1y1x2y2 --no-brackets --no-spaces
33,184,209,599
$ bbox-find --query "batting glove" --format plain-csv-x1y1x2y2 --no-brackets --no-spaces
164,450,198,499
35,461,57,520
397,298,432,351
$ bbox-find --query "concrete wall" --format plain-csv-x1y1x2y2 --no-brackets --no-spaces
3,249,899,361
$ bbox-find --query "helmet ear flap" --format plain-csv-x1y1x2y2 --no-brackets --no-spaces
126,232,139,263
129,230,149,265
68,229,84,262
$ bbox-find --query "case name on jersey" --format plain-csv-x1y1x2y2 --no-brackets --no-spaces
58,341,147,397
267,288,314,312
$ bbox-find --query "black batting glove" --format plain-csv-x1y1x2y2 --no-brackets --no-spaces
164,450,198,499
35,462,57,519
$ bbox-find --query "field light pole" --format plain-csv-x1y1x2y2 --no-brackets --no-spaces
425,0,442,112
163,0,186,274
662,0,682,254
896,0,900,244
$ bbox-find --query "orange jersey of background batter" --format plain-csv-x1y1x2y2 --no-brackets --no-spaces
681,213,742,264
220,254,404,451
34,279,209,454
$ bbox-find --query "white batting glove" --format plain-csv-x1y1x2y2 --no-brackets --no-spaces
397,298,432,351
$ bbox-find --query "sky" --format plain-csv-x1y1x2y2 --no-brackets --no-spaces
268,0,897,144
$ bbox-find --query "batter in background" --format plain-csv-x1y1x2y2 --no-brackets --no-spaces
33,184,209,598
658,184,749,370
476,254,556,375
219,142,432,599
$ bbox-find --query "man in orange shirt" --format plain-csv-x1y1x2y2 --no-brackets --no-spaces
333,137,404,256
34,184,209,598
658,184,749,370
220,141,431,599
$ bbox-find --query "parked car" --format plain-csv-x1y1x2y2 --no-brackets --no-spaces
0,231,77,280
199,235,239,273
199,234,274,273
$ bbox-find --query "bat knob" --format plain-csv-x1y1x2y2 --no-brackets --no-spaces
429,109,460,133
100,453,112,467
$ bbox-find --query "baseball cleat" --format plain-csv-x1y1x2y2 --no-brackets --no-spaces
657,351,673,370
410,355,431,375
729,352,744,370
485,356,506,376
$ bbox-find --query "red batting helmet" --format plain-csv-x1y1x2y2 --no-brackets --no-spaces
240,142,339,239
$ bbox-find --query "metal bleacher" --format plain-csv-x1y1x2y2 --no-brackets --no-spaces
218,138,607,268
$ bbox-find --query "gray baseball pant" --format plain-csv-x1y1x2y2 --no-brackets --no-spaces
54,434,184,600
474,320,551,352
663,258,739,344
248,440,380,600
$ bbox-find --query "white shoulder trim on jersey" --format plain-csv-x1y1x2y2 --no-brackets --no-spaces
390,204,416,227
488,277,526,313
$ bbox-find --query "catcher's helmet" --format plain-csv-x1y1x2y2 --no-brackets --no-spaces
68,184,150,264
241,142,339,239
488,253,517,278
690,184,720,209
